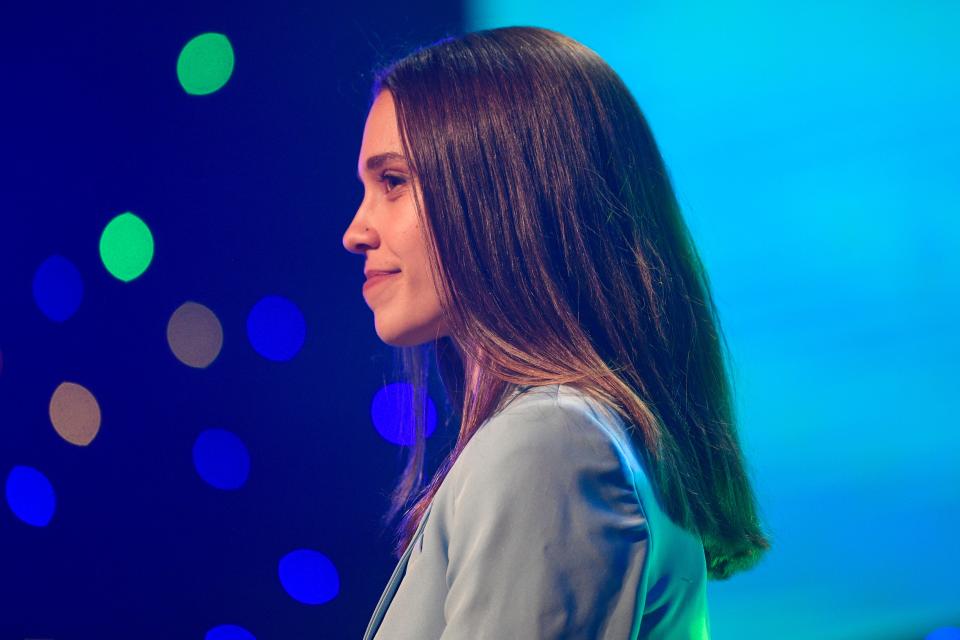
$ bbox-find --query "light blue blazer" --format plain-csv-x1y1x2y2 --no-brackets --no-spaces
363,384,711,639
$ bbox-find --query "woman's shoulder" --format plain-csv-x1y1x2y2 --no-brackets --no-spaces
448,383,650,515
466,383,644,474
432,383,708,613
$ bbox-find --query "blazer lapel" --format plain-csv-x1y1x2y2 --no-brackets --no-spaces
362,502,434,640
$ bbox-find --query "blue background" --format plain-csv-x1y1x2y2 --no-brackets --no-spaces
1,1,957,638
467,1,959,638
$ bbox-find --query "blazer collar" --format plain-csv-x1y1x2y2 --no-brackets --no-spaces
363,502,434,640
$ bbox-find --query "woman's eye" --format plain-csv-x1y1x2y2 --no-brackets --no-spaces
380,172,407,194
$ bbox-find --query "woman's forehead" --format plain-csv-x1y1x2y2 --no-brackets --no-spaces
361,93,399,146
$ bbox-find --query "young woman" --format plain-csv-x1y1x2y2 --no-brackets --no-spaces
343,25,771,639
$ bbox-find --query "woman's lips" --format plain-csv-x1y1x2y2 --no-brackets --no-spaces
363,271,399,294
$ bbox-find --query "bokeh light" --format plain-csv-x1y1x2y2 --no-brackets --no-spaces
167,301,224,368
927,628,960,640
278,549,340,605
371,382,438,446
99,212,154,282
204,624,256,640
33,254,83,322
246,295,306,361
177,33,235,95
5,465,56,527
192,428,250,490
49,381,101,446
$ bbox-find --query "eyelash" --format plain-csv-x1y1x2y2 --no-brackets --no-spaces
379,171,407,194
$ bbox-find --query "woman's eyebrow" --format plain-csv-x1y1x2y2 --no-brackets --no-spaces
357,152,408,181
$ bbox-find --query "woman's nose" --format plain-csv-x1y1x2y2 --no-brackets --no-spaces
343,219,376,254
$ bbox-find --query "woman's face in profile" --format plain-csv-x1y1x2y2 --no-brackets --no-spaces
343,89,449,347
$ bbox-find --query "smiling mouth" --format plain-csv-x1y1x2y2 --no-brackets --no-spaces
363,271,399,294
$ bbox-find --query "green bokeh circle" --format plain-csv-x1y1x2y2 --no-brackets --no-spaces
177,32,235,95
99,212,154,282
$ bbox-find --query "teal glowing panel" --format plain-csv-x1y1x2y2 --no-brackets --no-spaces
467,3,960,638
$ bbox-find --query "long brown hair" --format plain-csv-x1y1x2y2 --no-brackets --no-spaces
368,25,770,580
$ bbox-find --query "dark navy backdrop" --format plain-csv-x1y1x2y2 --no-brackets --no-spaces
0,2,462,637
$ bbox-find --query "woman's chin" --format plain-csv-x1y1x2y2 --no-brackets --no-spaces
374,317,448,348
